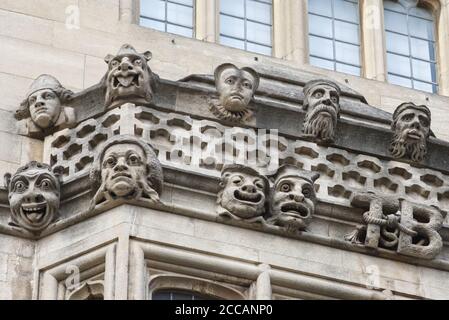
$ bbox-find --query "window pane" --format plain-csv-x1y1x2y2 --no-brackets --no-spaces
335,41,360,65
334,0,359,23
411,38,434,61
409,7,433,20
220,36,245,50
383,0,405,13
247,42,272,55
335,20,359,44
310,36,334,60
308,0,332,16
412,59,434,82
336,63,361,76
167,3,193,27
140,17,165,31
247,0,272,24
387,53,411,77
221,0,244,17
408,16,434,39
247,21,271,45
167,24,193,37
309,14,333,38
310,56,335,71
388,74,412,88
386,32,409,56
220,15,245,39
384,10,407,34
141,0,165,20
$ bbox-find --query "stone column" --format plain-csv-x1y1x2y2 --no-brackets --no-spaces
195,0,218,42
437,1,449,96
273,0,308,64
119,0,139,24
360,0,387,81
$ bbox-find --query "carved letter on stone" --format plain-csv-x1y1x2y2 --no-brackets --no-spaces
346,192,444,259
217,164,268,221
209,63,260,123
103,44,159,110
89,135,163,210
389,102,431,163
16,74,75,137
267,165,319,232
4,161,62,234
302,79,341,143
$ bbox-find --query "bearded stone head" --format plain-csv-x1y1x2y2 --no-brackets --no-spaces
389,102,431,163
268,165,319,232
302,79,341,143
103,44,159,109
210,63,260,122
4,161,62,234
90,135,163,209
217,164,268,220
16,75,74,132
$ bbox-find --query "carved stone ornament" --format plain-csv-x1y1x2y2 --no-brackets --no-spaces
16,74,75,136
302,79,341,143
267,165,320,232
389,102,431,163
4,161,62,234
217,164,268,221
209,63,260,123
103,44,159,110
345,192,444,259
89,135,163,210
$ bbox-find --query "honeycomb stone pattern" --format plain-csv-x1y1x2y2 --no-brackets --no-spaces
45,104,449,213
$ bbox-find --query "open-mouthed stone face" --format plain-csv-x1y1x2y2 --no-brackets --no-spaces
271,177,316,231
217,68,256,113
219,171,267,219
101,143,147,198
8,167,60,233
105,54,152,107
303,84,340,141
28,89,61,129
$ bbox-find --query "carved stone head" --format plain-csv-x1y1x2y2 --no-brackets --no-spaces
302,79,341,143
210,63,260,122
268,165,319,232
217,164,268,220
103,44,159,109
389,102,431,162
4,161,62,234
90,135,163,208
16,74,74,132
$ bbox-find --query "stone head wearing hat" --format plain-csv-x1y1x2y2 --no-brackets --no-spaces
16,74,75,135
389,102,431,162
302,79,341,143
103,44,159,110
268,165,320,232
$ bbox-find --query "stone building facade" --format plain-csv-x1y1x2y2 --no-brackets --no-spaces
1,0,449,300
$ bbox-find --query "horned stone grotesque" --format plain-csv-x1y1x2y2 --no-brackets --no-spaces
345,192,444,259
103,44,159,109
89,135,163,209
302,79,341,143
4,161,62,234
16,74,75,136
209,63,260,123
267,165,320,232
217,164,268,221
389,102,431,163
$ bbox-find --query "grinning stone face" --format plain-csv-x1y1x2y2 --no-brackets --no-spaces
218,170,267,219
101,143,147,198
28,89,62,129
7,165,60,233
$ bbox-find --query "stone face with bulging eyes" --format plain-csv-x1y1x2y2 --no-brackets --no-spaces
302,79,341,143
268,165,320,232
389,102,431,163
4,161,61,234
217,164,268,220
